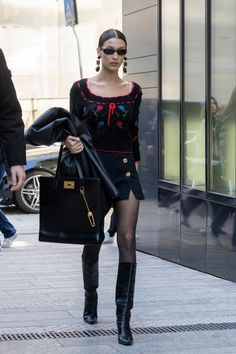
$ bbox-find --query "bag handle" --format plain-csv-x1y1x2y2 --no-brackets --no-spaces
55,142,84,180
55,142,64,179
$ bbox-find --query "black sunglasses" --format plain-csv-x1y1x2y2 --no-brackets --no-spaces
101,48,127,56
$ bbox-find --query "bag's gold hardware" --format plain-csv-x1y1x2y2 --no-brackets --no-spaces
64,181,75,189
87,211,95,227
80,187,96,227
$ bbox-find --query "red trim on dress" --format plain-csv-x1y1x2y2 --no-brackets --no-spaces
96,148,133,154
86,79,135,98
77,80,139,104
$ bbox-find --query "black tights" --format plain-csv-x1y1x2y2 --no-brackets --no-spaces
82,192,139,264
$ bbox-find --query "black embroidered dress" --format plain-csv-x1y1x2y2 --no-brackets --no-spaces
70,78,144,200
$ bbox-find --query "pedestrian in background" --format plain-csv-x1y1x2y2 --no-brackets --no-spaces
0,158,18,248
65,29,144,345
103,210,117,243
0,49,26,250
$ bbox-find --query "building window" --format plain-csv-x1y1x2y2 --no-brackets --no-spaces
183,0,206,190
160,0,180,183
210,0,236,197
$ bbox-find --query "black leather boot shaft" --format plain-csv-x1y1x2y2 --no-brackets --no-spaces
115,262,137,345
82,257,99,325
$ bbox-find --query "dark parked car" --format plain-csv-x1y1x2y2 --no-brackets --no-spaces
0,144,59,213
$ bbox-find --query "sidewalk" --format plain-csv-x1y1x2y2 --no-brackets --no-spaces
0,208,236,353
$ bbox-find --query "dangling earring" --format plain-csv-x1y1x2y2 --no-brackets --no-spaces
96,55,101,72
123,57,128,74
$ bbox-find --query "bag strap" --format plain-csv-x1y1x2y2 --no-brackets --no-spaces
55,142,64,179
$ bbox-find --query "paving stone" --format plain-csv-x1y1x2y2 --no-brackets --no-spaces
0,210,236,353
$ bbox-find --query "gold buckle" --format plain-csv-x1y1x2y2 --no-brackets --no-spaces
64,181,75,189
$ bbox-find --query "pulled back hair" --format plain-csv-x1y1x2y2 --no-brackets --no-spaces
98,28,127,48
211,96,219,112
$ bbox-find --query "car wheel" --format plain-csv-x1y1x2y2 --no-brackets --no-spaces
14,170,53,213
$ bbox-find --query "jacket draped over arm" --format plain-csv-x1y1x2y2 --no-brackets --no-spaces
25,107,119,214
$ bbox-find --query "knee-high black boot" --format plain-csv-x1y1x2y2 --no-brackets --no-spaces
115,262,137,345
82,257,98,324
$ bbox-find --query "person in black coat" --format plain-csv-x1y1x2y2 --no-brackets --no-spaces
0,49,26,187
0,49,26,248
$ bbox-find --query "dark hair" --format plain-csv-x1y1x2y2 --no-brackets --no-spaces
211,96,219,111
98,28,127,48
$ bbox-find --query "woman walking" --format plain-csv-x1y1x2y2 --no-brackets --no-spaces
65,28,144,346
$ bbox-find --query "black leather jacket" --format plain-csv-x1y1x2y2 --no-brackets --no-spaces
25,107,119,215
0,49,26,166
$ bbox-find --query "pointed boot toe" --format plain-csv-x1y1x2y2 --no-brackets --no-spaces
83,289,98,324
117,319,133,345
116,263,137,346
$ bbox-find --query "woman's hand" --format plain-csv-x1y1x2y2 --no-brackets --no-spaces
64,135,84,154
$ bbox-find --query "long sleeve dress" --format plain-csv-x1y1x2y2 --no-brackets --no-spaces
70,78,144,200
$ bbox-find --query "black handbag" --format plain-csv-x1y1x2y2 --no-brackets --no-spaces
39,144,104,245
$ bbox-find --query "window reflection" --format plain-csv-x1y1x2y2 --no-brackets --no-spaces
139,97,158,185
161,0,180,183
211,89,236,196
184,101,205,188
211,96,223,190
160,102,180,182
210,0,236,197
183,0,205,190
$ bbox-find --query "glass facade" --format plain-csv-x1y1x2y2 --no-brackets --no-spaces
128,0,236,282
210,0,236,197
122,0,236,281
160,0,236,196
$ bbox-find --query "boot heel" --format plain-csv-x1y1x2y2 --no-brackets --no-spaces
83,290,97,324
117,315,133,345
